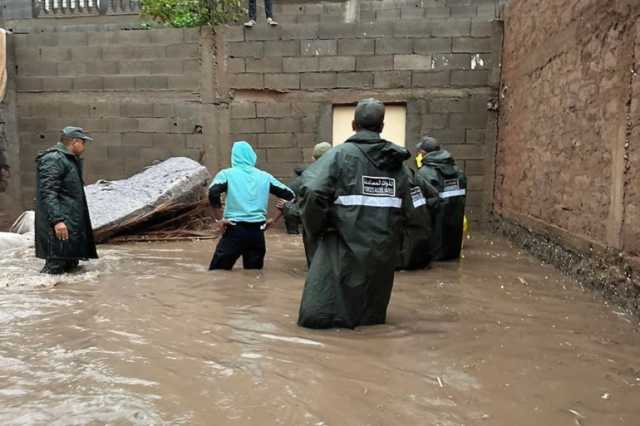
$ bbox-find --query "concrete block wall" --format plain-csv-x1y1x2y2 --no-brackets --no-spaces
5,4,501,224
496,0,640,258
221,17,501,221
13,27,206,207
250,0,500,24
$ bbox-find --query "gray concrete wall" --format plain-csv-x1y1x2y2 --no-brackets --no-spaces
5,2,502,224
220,18,501,222
1,0,33,20
13,27,217,209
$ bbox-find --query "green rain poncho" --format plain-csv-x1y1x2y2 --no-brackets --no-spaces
35,143,98,261
397,168,440,270
297,130,420,329
417,149,467,260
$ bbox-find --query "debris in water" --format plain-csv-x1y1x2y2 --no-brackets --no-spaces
517,277,529,286
601,393,611,400
568,408,585,421
437,377,444,388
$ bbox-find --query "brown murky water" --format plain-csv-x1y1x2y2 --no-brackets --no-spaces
1,233,639,425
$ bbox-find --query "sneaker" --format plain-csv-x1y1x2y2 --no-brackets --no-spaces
244,19,256,28
267,17,278,26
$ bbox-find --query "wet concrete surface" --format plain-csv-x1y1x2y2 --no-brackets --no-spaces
1,233,639,425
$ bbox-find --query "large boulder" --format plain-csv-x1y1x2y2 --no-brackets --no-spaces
86,157,210,242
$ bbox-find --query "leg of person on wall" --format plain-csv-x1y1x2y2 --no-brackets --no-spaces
265,0,278,26
244,0,257,27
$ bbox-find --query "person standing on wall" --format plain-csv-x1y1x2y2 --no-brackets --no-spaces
415,135,467,260
208,141,295,270
244,0,278,27
297,98,424,329
35,127,98,274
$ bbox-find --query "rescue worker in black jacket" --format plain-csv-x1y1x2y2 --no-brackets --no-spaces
297,98,424,329
35,127,98,274
282,142,332,235
397,167,440,270
278,141,332,266
416,136,467,260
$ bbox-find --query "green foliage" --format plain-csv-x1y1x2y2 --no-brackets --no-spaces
141,0,245,28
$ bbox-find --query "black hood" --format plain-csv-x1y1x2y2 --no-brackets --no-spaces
424,149,458,177
346,130,411,171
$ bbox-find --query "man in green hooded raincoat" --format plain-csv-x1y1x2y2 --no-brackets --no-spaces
416,136,467,260
297,99,424,329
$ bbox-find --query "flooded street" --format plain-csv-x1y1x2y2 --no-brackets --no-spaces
1,233,639,426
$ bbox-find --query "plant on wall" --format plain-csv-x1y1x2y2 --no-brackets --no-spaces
141,0,244,28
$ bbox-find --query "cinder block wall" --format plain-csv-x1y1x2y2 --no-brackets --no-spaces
13,27,212,208
8,3,501,224
220,18,501,222
496,1,640,257
254,0,499,24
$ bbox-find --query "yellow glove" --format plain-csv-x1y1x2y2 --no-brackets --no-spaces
416,153,423,168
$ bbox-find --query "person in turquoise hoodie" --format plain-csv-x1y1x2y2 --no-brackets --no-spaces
208,141,295,270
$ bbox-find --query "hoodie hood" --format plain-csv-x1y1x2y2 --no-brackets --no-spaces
346,130,411,171
425,149,454,165
231,141,257,169
424,149,458,177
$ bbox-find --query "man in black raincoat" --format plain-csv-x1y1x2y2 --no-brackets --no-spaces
396,167,440,270
279,141,333,266
35,127,98,274
416,136,467,260
297,99,423,329
282,142,333,236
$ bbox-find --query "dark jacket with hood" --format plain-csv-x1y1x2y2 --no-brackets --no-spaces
417,149,467,260
35,143,98,260
282,166,305,231
397,168,439,270
297,130,416,329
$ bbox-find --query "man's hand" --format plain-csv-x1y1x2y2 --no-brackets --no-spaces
263,218,275,230
54,222,69,241
216,219,233,233
275,199,287,210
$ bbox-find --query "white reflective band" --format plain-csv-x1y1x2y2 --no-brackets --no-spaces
335,195,402,208
439,189,466,199
413,198,427,208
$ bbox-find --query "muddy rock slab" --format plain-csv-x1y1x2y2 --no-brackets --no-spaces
86,157,210,243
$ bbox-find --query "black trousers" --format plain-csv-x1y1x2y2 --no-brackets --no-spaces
41,259,79,275
248,0,273,20
209,222,266,270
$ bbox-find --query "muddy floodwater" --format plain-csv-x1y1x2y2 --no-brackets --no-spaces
1,233,639,425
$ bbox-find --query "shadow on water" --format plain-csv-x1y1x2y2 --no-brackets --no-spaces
0,233,639,425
